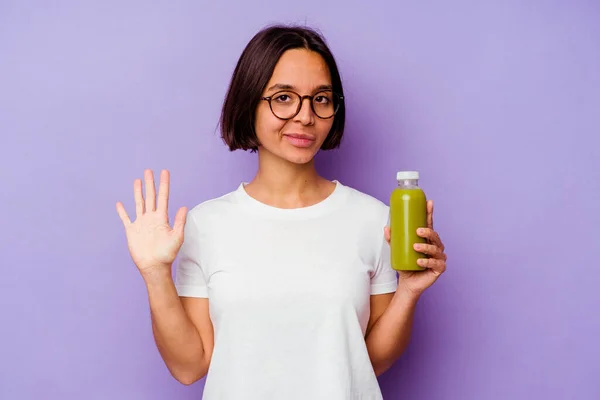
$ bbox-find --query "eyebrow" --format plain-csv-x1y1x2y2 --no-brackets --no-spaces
266,83,333,92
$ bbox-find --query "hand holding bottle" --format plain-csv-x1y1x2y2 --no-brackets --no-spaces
387,171,447,296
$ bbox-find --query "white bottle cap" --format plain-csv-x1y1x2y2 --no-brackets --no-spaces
396,171,419,180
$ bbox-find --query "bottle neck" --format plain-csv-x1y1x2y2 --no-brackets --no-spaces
397,179,419,189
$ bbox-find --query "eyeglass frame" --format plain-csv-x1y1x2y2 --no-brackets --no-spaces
259,90,344,120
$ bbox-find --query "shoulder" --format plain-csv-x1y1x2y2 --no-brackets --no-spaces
186,185,242,226
338,181,389,224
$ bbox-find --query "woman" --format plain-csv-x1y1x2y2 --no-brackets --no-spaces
116,25,447,399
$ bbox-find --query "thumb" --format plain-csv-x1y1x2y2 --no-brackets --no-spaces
384,226,391,243
173,206,188,236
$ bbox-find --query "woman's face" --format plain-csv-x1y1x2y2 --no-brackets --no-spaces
254,49,335,165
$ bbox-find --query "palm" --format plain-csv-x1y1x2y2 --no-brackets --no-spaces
116,169,187,274
125,211,182,271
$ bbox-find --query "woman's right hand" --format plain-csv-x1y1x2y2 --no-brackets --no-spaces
116,169,188,279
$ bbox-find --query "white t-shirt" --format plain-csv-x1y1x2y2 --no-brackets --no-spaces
175,180,398,399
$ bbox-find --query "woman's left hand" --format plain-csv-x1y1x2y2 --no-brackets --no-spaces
384,199,447,297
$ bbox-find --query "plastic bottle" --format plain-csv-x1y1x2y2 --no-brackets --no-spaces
390,171,427,271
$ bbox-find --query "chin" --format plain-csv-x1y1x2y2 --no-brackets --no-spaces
284,150,318,165
259,142,321,165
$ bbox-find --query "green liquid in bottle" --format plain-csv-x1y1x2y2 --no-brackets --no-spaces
390,171,427,271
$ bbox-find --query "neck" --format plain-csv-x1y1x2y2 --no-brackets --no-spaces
244,148,334,208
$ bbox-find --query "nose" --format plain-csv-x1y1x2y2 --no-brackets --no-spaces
293,97,315,126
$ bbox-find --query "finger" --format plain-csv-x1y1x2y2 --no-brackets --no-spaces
145,169,156,212
417,228,445,251
427,200,434,229
156,169,170,213
384,226,391,244
413,243,446,260
115,202,131,225
417,258,446,275
134,178,144,217
173,206,188,236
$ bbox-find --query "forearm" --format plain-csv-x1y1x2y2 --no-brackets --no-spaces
365,289,420,376
144,269,206,384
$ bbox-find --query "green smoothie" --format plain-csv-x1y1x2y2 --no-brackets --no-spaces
390,171,427,271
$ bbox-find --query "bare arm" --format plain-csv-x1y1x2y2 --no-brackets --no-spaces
116,169,215,385
145,269,214,385
366,218,446,376
365,290,419,377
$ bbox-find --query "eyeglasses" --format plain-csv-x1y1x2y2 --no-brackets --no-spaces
260,90,344,120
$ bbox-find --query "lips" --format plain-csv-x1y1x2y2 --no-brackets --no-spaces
283,133,316,148
283,133,316,140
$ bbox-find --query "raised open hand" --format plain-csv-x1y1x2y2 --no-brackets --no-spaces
116,169,187,278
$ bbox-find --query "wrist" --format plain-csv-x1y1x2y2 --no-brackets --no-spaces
141,265,173,286
393,285,421,306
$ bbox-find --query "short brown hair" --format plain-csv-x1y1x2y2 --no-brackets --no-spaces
219,25,346,152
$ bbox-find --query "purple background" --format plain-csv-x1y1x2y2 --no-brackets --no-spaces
1,1,599,399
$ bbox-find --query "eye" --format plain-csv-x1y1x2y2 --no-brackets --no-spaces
314,93,332,104
274,93,293,103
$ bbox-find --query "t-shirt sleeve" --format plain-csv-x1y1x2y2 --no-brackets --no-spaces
370,212,399,295
174,211,209,298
